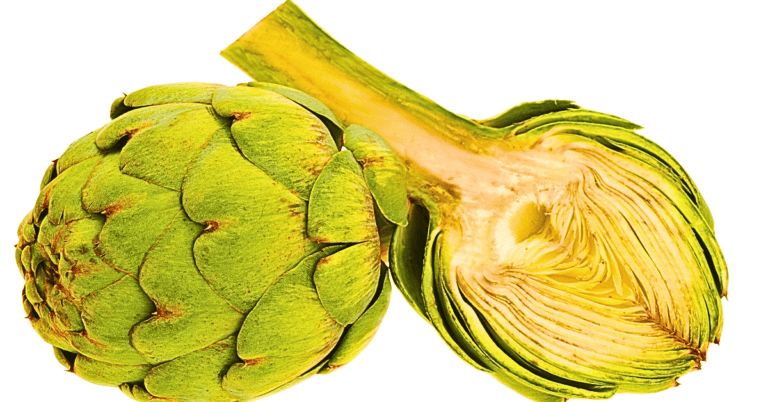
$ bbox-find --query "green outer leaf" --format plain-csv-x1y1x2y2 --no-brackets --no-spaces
34,153,100,225
118,105,228,190
124,82,221,107
40,161,57,190
24,276,43,304
110,96,133,120
36,214,56,247
389,203,430,320
143,335,240,402
53,346,74,370
19,212,36,244
245,81,345,149
19,244,32,273
212,85,337,200
246,81,344,130
120,384,155,402
56,128,105,174
343,124,409,226
307,150,377,243
252,358,329,399
14,246,25,277
73,354,151,387
475,100,580,128
509,109,642,135
314,240,381,326
96,103,204,151
322,269,392,372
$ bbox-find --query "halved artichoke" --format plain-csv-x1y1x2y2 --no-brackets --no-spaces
223,2,728,401
15,82,407,401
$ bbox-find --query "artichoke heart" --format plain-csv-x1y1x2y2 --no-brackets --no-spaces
383,113,726,401
433,115,724,398
224,2,728,401
15,82,407,401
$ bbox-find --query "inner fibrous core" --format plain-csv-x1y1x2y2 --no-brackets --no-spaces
443,131,717,386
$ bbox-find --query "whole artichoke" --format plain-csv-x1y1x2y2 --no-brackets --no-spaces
223,2,728,401
15,82,407,401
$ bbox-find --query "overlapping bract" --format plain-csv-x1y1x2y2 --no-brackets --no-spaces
16,82,407,401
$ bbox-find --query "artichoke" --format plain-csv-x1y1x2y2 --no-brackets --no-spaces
223,2,728,401
15,82,407,401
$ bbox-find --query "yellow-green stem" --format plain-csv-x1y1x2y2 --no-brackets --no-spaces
222,0,506,208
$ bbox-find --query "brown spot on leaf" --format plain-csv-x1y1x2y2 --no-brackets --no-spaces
323,363,343,373
155,303,183,319
53,283,73,299
231,111,253,121
243,357,268,367
204,221,220,233
359,156,385,169
102,201,127,216
121,120,154,140
307,162,326,177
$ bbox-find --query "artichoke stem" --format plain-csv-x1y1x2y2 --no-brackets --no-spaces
222,0,500,205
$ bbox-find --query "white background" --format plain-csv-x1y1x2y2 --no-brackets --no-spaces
1,1,766,401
